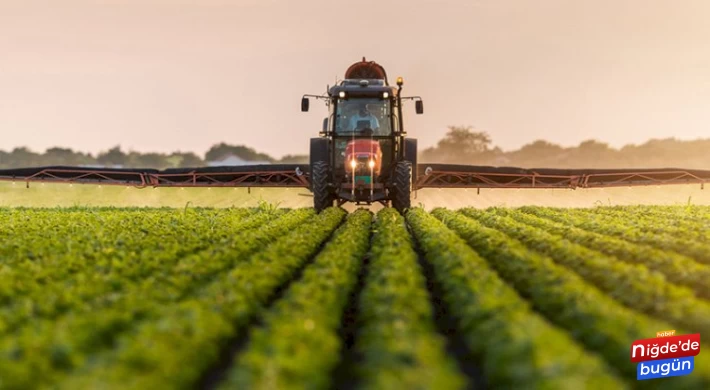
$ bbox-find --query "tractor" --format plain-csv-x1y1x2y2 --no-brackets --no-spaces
301,58,424,212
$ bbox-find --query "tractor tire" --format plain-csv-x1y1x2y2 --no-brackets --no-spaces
405,138,418,185
391,160,412,213
311,161,334,212
310,138,330,191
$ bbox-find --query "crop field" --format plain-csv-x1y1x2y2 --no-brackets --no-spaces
1,205,709,389
2,181,710,209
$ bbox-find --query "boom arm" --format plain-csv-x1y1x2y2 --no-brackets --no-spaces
0,164,707,190
414,164,710,190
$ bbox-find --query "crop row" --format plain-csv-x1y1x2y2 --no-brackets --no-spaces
0,208,325,389
459,207,710,335
523,207,710,265
406,208,626,389
0,207,299,341
220,209,372,390
0,208,281,334
0,208,249,267
54,207,347,390
352,208,465,390
1,205,709,389
504,207,710,300
575,206,710,238
582,205,710,224
431,208,710,389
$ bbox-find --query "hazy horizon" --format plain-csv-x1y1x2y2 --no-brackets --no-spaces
2,0,709,158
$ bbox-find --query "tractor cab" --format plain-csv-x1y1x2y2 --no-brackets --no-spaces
329,87,397,188
301,58,423,212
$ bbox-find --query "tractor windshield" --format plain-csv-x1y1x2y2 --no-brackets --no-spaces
335,98,392,136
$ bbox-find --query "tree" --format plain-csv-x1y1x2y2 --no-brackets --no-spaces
421,126,495,163
97,146,128,167
170,152,204,168
508,140,566,167
517,140,564,155
125,152,169,169
205,143,275,163
279,154,309,164
574,140,616,168
44,147,93,166
9,147,42,168
436,126,492,156
577,139,612,152
0,150,10,168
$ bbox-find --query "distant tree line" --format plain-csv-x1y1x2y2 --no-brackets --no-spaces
421,126,710,169
0,143,309,170
2,128,710,169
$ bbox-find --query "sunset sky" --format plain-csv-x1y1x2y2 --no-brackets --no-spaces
1,0,708,158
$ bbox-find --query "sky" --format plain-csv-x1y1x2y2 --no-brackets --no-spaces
1,0,708,158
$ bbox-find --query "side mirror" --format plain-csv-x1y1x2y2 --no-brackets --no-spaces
301,97,310,112
322,117,329,133
415,100,424,114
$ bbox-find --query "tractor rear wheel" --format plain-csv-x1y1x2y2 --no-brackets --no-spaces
391,161,412,213
405,138,418,185
311,161,334,212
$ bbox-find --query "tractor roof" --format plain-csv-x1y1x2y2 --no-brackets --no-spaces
328,79,398,98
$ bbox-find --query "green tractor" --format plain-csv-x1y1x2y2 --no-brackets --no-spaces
301,58,424,213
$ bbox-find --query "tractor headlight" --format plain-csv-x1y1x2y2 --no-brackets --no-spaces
368,160,375,168
350,159,357,169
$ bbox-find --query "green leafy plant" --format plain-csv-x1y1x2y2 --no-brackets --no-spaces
407,208,626,389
